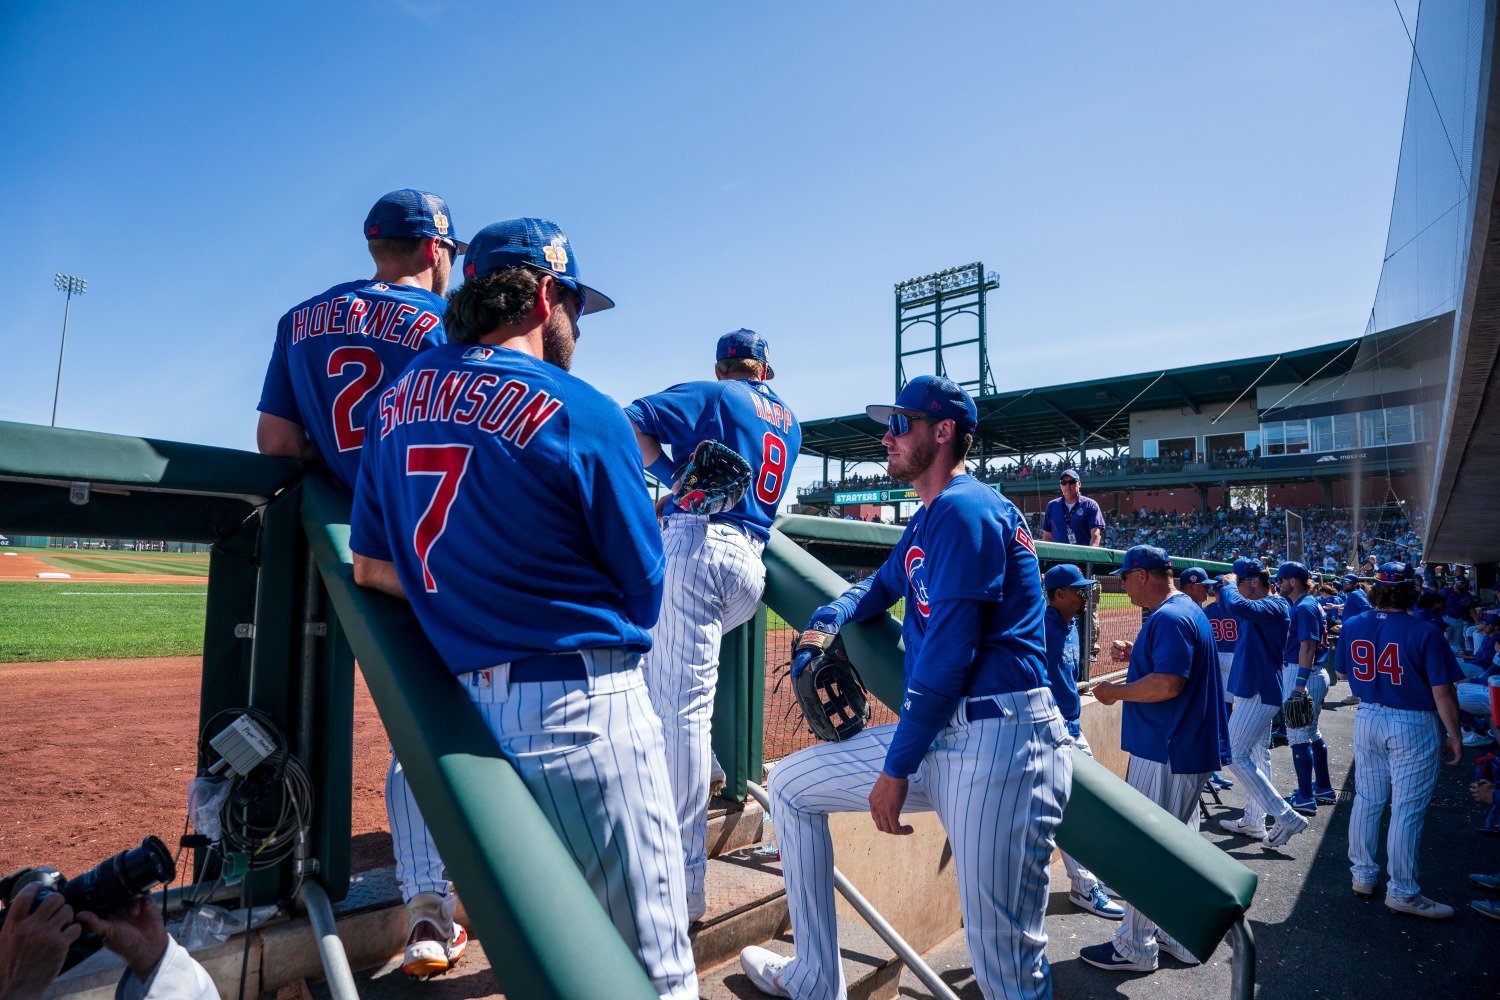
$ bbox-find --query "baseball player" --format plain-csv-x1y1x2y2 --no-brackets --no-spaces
349,217,697,998
1215,558,1309,847
738,376,1069,1000
1042,469,1106,660
625,329,801,923
1180,566,1234,791
1341,573,1373,621
1041,563,1124,920
1336,562,1464,917
1274,562,1336,815
1081,545,1227,973
256,188,468,976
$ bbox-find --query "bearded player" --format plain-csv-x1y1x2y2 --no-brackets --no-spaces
625,329,799,922
256,189,468,977
739,375,1068,1000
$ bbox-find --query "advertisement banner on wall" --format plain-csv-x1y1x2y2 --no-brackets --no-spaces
1260,441,1428,471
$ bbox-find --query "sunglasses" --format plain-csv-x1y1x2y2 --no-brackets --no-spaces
1060,478,1079,486
886,412,937,437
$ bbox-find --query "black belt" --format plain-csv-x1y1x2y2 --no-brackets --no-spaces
509,652,587,683
966,698,1004,722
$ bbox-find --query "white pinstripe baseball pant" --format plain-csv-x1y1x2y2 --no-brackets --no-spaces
386,755,448,902
1227,694,1298,832
465,648,698,1000
1279,663,1329,745
1218,653,1234,705
1112,756,1206,964
766,689,1070,1000
1349,704,1441,899
1457,680,1494,720
645,515,765,920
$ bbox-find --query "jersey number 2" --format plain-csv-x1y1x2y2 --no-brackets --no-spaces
755,432,788,505
1348,639,1403,684
328,347,384,452
406,444,472,593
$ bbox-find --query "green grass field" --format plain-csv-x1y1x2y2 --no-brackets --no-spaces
0,582,207,662
37,553,210,576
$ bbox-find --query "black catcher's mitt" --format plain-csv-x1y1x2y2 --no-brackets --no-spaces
1283,689,1314,729
670,440,752,516
794,634,872,742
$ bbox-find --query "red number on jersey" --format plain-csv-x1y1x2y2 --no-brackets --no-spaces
406,444,472,593
1210,618,1238,643
1348,639,1403,684
328,346,385,452
755,432,788,505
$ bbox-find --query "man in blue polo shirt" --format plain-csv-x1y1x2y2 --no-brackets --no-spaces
1043,469,1106,660
1080,546,1227,973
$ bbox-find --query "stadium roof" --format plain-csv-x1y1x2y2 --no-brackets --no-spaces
800,317,1444,464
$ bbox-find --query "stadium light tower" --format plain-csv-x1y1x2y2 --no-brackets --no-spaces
51,273,87,427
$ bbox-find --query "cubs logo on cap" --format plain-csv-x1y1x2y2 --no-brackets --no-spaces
1110,545,1172,575
460,218,615,316
1177,566,1210,586
715,329,775,379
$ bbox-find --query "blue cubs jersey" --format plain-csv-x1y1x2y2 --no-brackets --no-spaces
1217,582,1290,705
1206,594,1237,656
1121,592,1226,774
808,475,1047,777
1284,593,1324,664
1335,611,1464,711
1415,607,1447,632
1342,587,1373,621
349,343,665,675
1043,606,1082,724
260,279,448,490
625,379,801,543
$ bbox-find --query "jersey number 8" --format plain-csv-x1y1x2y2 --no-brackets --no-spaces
1347,639,1404,685
755,432,788,505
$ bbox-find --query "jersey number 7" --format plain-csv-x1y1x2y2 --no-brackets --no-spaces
1347,639,1403,684
406,444,472,593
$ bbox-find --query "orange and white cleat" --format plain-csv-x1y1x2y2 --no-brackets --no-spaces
401,892,468,979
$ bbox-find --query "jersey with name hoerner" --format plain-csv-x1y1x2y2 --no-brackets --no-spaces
260,280,447,489
809,475,1047,777
625,380,801,543
349,343,665,676
1335,611,1464,712
1217,583,1290,705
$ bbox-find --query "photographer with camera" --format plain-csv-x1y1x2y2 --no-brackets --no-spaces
0,883,214,1000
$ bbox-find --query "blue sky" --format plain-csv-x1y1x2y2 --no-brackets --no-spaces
0,1,1416,490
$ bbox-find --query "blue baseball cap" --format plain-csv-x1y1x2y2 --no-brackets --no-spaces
1044,564,1095,591
461,218,615,315
1342,573,1362,584
1274,561,1311,582
1178,566,1210,586
716,329,775,379
1059,469,1081,482
1482,612,1499,626
364,189,467,251
866,375,979,433
1110,545,1172,575
1232,557,1266,578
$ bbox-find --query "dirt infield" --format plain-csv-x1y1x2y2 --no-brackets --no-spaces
0,552,206,585
0,656,395,878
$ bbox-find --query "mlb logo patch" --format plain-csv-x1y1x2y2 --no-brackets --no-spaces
463,347,496,362
371,282,389,291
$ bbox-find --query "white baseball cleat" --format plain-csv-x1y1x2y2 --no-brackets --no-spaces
1218,816,1266,839
401,892,468,979
739,945,793,997
1385,893,1455,919
1264,811,1308,848
1352,881,1376,898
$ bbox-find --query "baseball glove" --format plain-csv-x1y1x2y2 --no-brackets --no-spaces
794,635,872,742
670,440,752,516
1283,689,1314,729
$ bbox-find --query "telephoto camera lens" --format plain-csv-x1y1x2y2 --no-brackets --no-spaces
62,836,175,915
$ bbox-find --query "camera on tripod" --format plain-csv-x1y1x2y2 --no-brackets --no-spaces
0,836,175,972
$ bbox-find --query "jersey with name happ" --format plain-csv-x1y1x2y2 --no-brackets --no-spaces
1217,582,1291,705
625,379,801,543
349,343,665,675
1335,611,1464,711
260,280,447,489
